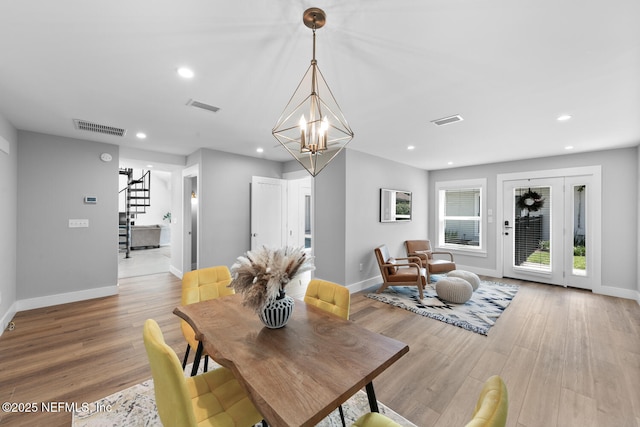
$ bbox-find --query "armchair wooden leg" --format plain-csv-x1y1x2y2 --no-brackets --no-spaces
376,283,391,294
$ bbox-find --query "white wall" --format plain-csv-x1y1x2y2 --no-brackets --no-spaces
314,151,347,284
174,148,283,273
313,149,429,289
428,147,638,297
345,150,429,287
16,131,119,307
0,114,18,333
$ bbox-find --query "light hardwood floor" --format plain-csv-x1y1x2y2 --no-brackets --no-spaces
0,273,638,427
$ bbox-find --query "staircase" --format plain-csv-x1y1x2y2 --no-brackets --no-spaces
119,169,151,258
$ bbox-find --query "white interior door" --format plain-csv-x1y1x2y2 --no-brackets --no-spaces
250,176,287,250
502,178,564,285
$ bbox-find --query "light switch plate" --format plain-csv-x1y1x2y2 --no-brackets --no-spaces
69,219,89,228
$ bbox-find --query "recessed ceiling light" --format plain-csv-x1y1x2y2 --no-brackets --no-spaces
136,132,147,139
256,147,264,153
448,161,454,165
177,67,194,78
146,164,154,168
557,114,572,121
565,146,574,150
407,145,415,150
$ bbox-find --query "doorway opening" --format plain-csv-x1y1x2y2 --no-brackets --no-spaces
118,164,173,279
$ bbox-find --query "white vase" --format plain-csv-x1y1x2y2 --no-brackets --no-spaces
259,291,294,328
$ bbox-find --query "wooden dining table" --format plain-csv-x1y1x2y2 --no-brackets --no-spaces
173,294,409,427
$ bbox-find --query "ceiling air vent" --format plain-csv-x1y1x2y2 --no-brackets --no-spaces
431,114,463,126
187,99,220,113
73,119,127,137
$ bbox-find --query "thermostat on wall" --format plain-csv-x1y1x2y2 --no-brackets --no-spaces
84,196,98,204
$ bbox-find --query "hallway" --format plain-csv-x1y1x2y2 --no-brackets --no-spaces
118,246,170,278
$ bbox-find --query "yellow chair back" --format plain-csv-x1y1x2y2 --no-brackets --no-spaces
143,319,197,427
181,266,234,349
144,319,264,427
465,375,508,427
304,278,350,320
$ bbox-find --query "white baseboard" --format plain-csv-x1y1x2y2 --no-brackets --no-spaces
169,265,183,279
0,302,17,338
596,285,640,303
346,276,382,294
16,285,119,312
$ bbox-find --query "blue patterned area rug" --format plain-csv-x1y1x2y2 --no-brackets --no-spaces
366,280,519,335
72,362,415,426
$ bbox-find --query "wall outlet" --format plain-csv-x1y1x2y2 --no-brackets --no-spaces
69,219,89,228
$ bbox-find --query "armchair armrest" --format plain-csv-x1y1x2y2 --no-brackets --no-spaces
382,260,422,272
407,251,428,261
393,256,422,263
431,250,454,261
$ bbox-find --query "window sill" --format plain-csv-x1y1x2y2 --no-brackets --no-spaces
437,246,487,258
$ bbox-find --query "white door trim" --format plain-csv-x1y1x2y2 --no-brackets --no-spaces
182,164,199,275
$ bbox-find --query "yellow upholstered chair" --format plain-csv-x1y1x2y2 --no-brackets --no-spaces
143,319,264,427
304,278,351,320
351,412,401,427
405,239,456,283
350,375,508,427
465,375,508,427
374,244,426,299
304,278,351,426
181,266,234,372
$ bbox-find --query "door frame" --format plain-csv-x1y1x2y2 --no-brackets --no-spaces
182,164,199,275
496,166,602,291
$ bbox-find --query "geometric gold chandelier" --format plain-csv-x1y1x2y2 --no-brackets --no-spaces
272,7,354,177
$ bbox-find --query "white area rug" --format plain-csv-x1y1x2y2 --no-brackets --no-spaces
72,362,415,426
366,279,519,335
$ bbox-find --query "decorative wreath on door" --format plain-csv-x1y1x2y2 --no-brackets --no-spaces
517,189,545,212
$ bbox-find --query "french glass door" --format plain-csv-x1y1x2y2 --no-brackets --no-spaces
502,175,595,289
503,178,565,285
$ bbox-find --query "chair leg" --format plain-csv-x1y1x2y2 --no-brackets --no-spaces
203,354,209,373
182,344,190,369
261,420,269,427
190,341,203,377
338,404,346,427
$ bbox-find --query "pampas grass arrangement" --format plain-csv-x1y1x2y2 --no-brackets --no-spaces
229,246,315,313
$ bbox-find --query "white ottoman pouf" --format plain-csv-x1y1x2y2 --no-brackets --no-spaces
448,270,481,291
435,277,473,304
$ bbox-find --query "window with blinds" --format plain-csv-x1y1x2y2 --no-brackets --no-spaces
436,179,486,252
440,188,481,247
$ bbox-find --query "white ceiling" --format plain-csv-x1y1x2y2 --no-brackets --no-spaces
1,0,639,171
